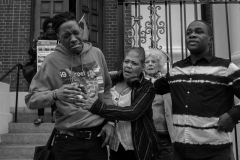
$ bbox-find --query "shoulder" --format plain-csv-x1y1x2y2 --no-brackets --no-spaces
91,46,102,52
139,78,154,91
172,59,185,68
40,51,59,66
90,46,104,57
210,56,231,68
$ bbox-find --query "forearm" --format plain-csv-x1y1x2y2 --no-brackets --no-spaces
154,76,170,95
90,88,155,121
25,90,55,109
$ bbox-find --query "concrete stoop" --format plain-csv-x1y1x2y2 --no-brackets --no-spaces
0,107,55,159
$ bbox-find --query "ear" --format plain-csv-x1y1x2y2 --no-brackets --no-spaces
209,36,213,45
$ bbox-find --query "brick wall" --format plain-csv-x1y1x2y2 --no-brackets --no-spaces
124,4,132,52
0,0,214,92
0,0,31,91
104,0,118,71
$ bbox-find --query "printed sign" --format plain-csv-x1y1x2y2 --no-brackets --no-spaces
37,40,57,71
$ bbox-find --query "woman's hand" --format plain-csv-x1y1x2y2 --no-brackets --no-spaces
97,123,115,147
75,92,97,110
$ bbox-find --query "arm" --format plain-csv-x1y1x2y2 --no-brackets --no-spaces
25,67,55,109
154,73,170,95
97,48,113,105
25,65,81,110
218,62,240,132
226,62,240,123
89,83,155,121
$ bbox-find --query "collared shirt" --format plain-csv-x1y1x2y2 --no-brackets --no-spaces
154,53,240,159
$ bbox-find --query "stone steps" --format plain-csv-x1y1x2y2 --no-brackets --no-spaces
0,133,51,145
0,159,32,160
9,123,54,133
13,112,53,123
0,107,55,160
11,106,53,123
0,144,38,159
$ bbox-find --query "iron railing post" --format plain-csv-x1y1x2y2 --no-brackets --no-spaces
14,64,21,123
117,0,125,70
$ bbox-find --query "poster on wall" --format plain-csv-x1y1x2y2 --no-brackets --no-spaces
37,40,58,71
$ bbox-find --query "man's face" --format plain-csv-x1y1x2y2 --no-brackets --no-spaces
186,21,212,55
58,20,84,55
145,55,159,76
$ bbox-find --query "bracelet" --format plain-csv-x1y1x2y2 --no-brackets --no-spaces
107,121,116,127
53,90,58,101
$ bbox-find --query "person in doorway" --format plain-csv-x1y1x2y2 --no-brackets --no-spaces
154,20,240,160
77,47,162,160
23,17,58,124
25,11,113,160
144,48,175,160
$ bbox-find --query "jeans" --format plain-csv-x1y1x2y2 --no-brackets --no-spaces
54,133,108,160
173,145,231,160
110,144,137,160
152,133,173,160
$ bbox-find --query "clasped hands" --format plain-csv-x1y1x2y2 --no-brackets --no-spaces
54,84,95,110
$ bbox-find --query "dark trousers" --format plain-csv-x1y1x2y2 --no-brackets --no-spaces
110,144,137,160
152,133,173,160
38,103,56,116
173,146,231,160
54,133,108,160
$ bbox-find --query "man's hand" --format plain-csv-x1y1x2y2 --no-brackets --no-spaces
55,84,81,103
98,123,115,148
217,113,235,133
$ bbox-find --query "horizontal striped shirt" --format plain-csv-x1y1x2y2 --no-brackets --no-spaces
154,53,240,158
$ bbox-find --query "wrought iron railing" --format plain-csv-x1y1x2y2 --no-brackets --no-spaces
0,63,23,123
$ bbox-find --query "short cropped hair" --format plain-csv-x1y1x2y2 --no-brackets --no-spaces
126,47,146,65
53,12,76,33
189,20,213,37
42,18,54,33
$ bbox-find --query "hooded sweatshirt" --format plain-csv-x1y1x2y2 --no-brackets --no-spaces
25,42,112,130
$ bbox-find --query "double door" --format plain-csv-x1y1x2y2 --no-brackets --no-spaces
34,0,103,50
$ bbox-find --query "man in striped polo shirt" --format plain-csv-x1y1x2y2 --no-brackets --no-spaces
154,20,240,160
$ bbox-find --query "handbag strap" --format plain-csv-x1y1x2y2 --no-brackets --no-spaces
45,128,57,149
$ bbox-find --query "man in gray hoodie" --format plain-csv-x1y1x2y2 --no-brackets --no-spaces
25,12,113,160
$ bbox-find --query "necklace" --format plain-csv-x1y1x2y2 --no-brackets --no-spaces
117,86,130,107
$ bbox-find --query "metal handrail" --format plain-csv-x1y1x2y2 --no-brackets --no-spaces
0,63,23,123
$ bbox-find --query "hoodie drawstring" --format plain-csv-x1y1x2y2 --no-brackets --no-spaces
70,53,84,84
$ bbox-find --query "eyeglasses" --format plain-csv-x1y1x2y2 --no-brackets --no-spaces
46,23,53,29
